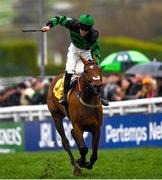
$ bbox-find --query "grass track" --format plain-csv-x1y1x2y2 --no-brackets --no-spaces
0,148,162,179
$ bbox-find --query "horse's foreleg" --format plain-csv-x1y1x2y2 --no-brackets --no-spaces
86,127,101,169
51,113,81,176
72,125,88,167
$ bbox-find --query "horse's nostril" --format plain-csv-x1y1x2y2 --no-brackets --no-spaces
93,85,101,94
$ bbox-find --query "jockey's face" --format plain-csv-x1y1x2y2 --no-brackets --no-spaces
80,29,89,37
79,23,91,37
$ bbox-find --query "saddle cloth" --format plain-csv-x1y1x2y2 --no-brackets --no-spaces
53,78,64,100
53,77,78,100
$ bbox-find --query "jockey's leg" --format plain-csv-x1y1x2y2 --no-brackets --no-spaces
100,84,109,106
100,96,109,106
76,49,92,74
59,71,72,105
59,44,79,105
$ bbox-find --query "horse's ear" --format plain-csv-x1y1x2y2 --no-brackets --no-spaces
80,56,89,65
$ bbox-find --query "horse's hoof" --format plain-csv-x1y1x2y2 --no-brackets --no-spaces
73,164,81,176
84,162,92,169
77,158,85,168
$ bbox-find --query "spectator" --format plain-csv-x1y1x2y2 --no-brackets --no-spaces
102,83,122,101
0,86,21,106
31,78,49,105
136,77,157,98
1,74,162,107
156,77,162,97
127,74,143,98
120,77,132,100
0,77,50,107
102,74,122,101
19,82,35,105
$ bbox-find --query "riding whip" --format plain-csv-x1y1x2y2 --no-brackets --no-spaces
22,29,42,32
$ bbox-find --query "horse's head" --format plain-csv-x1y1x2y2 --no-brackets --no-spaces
80,56,102,95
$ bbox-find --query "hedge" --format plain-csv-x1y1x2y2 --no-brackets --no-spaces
1,37,162,77
100,36,162,62
152,36,162,45
46,63,65,76
0,40,38,76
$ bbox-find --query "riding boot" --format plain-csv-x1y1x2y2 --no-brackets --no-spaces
100,85,109,106
101,97,109,106
59,72,73,106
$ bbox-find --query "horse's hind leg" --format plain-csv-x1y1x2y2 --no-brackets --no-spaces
71,125,88,168
51,112,81,176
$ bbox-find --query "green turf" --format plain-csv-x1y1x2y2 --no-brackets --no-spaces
0,148,162,179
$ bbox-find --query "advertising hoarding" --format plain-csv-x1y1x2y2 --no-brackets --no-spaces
101,113,162,149
0,122,24,153
24,113,162,151
24,119,91,151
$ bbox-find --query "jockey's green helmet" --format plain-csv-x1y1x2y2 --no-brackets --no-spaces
79,14,94,27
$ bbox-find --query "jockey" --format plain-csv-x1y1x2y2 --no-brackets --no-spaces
42,14,109,106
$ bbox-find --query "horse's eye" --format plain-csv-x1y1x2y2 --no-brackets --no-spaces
84,70,88,73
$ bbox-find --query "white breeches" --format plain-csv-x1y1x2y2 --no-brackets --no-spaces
65,43,92,74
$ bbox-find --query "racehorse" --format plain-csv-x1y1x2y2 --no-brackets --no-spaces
47,56,103,176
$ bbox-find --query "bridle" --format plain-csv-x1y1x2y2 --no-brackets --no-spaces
75,61,102,108
82,62,102,92
82,71,94,90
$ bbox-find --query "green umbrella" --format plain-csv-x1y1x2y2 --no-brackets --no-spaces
100,50,150,73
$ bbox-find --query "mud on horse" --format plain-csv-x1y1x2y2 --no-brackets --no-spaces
47,56,103,176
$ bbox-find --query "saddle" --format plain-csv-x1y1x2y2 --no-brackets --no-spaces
53,77,78,100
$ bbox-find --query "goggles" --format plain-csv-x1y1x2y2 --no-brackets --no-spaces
80,23,92,31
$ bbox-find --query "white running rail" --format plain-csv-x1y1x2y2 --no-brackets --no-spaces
0,97,162,122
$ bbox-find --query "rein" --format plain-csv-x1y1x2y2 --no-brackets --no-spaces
74,90,101,108
79,95,101,108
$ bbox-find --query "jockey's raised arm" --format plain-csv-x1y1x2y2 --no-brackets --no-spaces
44,16,101,65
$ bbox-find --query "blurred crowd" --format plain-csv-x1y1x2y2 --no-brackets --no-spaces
1,74,162,107
0,77,52,107
102,74,162,101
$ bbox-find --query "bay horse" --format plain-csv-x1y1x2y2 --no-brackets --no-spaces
47,56,103,176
